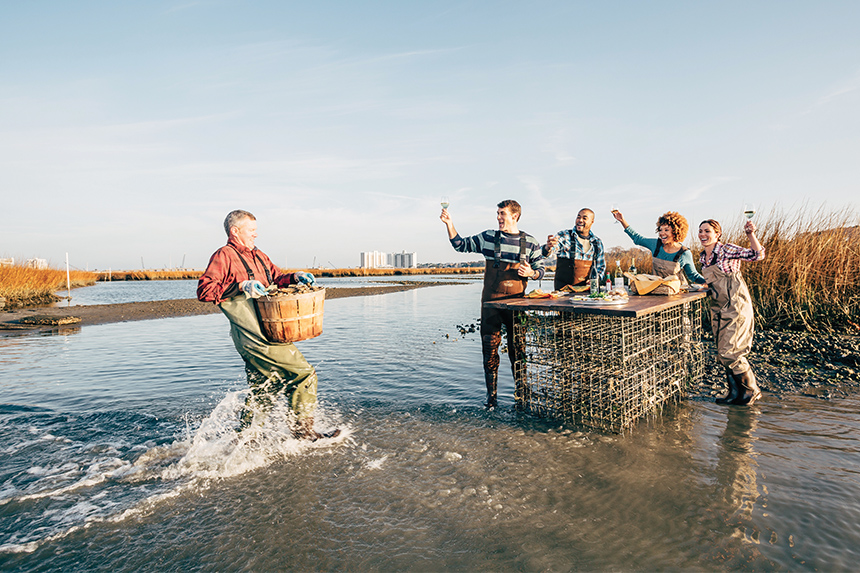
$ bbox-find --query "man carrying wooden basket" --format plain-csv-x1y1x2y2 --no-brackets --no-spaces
198,209,338,440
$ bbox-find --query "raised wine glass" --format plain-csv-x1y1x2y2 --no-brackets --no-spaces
743,202,755,220
440,195,450,210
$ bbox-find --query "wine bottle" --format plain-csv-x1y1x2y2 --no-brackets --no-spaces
589,263,599,295
614,260,624,288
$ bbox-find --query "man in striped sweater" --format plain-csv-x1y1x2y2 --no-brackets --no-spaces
441,199,545,409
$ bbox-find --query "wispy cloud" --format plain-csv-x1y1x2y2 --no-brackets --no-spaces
682,176,740,203
543,129,576,166
802,69,860,115
518,175,561,228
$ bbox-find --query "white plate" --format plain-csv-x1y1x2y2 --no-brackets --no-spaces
570,297,629,305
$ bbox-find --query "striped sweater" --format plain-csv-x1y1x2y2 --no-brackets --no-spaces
450,230,546,279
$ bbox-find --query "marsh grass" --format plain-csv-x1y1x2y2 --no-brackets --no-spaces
603,205,859,332
97,269,204,281
0,264,98,306
695,204,860,333
602,247,655,275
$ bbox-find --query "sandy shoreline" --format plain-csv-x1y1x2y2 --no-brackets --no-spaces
0,282,450,335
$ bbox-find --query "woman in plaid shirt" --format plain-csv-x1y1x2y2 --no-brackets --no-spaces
698,218,765,405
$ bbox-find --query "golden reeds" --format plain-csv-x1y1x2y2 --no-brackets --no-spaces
0,264,98,306
96,269,204,281
602,247,654,275
701,204,860,333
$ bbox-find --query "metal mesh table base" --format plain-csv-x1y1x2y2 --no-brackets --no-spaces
513,299,704,433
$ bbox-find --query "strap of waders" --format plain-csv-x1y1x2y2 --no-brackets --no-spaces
228,245,274,284
493,231,527,268
709,244,720,267
653,241,687,263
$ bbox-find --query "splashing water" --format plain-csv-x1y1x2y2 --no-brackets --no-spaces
0,390,350,555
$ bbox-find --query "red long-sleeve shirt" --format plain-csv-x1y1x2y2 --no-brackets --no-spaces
197,237,298,304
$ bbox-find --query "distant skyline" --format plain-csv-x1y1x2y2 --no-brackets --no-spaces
2,1,859,270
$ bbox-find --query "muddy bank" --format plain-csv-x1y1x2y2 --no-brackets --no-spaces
691,330,860,400
0,282,451,336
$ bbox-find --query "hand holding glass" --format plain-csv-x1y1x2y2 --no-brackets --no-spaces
547,234,559,254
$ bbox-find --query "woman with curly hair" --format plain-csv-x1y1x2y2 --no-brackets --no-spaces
698,218,765,405
611,209,706,284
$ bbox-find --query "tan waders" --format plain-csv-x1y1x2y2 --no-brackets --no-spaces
553,257,594,290
219,296,320,432
481,233,530,408
702,264,761,405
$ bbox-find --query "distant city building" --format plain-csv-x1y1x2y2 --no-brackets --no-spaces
25,258,48,269
360,251,388,269
360,250,418,269
394,251,417,269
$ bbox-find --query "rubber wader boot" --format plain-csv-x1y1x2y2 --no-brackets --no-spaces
731,370,761,405
294,417,341,441
715,366,740,404
484,370,498,409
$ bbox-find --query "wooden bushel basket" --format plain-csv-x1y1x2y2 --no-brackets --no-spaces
255,289,325,343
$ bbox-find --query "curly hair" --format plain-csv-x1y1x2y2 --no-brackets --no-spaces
655,211,689,242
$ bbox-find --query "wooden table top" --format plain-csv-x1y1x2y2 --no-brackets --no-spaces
483,290,709,318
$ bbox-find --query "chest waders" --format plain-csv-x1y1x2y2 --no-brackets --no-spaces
702,256,761,405
480,232,529,408
221,249,318,427
651,243,689,284
553,236,597,290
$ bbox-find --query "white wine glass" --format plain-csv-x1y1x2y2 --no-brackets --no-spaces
743,202,755,220
440,195,450,210
548,233,560,255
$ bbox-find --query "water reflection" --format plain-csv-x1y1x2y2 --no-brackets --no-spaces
717,407,761,526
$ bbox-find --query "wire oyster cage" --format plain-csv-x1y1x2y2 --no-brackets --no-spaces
513,299,704,433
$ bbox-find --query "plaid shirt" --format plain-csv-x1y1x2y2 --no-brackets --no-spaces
699,242,765,274
544,229,606,278
451,230,546,280
197,237,297,303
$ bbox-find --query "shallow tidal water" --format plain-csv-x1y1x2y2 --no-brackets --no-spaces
53,274,481,306
4,283,860,571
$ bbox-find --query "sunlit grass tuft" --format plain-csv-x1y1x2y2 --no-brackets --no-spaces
0,264,98,306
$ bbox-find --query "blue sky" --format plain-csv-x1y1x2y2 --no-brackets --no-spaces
2,1,858,270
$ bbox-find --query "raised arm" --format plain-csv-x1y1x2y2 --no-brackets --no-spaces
611,209,630,228
440,208,458,240
745,220,764,256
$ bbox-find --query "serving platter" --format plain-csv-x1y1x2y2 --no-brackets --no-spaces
569,297,629,306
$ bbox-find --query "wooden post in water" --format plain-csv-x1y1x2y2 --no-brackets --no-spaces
65,252,71,301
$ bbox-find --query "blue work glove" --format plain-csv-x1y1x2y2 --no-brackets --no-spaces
296,272,316,286
240,280,268,299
